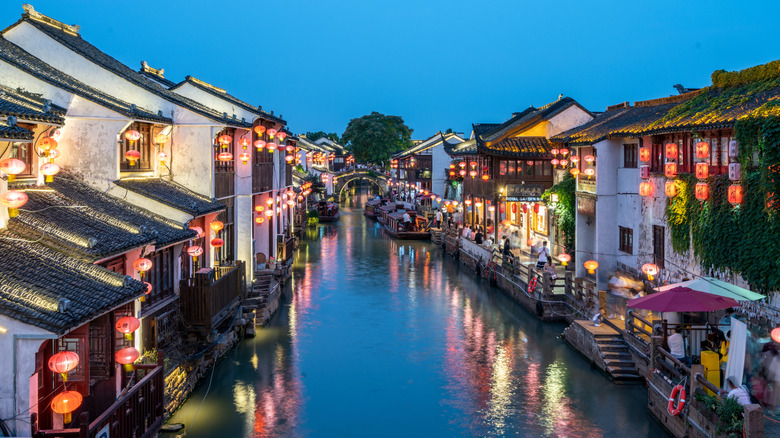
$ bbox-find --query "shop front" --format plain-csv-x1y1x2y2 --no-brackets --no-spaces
498,184,549,255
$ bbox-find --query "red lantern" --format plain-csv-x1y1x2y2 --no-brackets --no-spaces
264,209,274,217
143,282,152,295
551,159,560,166
522,204,528,213
664,162,677,178
48,351,79,382
695,141,709,159
277,132,287,141
558,253,571,266
254,140,266,150
570,168,580,177
115,346,140,370
285,155,294,163
133,258,152,273
218,134,233,147
124,130,141,143
39,137,58,152
639,147,651,162
639,181,652,197
211,238,224,248
511,203,517,213
728,184,744,205
267,143,277,152
665,143,678,159
583,155,595,164
695,162,709,180
481,174,489,181
560,159,568,167
488,205,495,213
155,133,169,145
125,150,141,165
584,260,599,274
51,390,83,423
772,327,780,344
115,316,141,339
158,152,168,163
0,158,26,182
40,162,61,182
551,148,559,156
239,152,251,164
695,182,709,201
255,216,264,224
642,263,659,280
584,168,595,177
254,125,266,136
560,148,569,156
449,164,456,169
449,171,456,177
189,226,204,237
665,181,677,197
217,152,233,162
527,238,535,246
187,245,203,261
469,161,477,168
459,169,467,177
239,137,250,149
210,220,224,232
570,156,580,164
533,203,540,214
458,162,466,168
267,128,278,138
469,170,477,178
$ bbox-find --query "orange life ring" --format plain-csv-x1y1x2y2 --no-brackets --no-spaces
528,277,538,293
667,384,686,416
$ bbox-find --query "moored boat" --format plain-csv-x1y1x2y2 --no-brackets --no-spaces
384,210,430,240
317,201,340,222
363,198,386,219
377,202,403,225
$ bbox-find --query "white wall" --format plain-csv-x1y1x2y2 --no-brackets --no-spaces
545,106,594,138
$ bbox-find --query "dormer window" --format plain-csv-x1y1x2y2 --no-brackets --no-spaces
9,141,33,178
120,123,152,171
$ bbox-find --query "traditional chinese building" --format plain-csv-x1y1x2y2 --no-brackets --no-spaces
391,131,464,199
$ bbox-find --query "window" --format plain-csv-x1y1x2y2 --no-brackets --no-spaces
10,141,33,176
100,255,126,274
214,128,235,173
143,247,175,308
650,143,663,172
542,161,552,176
508,160,516,176
623,144,637,168
653,225,665,268
120,122,153,171
499,160,507,176
619,226,633,254
216,198,235,263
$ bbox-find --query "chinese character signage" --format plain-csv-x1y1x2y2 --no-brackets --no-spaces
505,184,544,202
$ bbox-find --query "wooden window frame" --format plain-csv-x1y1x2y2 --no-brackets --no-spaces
623,144,637,169
618,226,633,254
653,225,665,269
120,122,153,172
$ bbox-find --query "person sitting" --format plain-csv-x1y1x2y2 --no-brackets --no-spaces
484,236,493,248
592,309,605,327
668,327,691,366
724,377,751,406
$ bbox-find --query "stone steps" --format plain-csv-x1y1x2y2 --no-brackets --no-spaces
597,335,642,382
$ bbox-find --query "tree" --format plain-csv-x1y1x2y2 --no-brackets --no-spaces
305,131,341,143
341,112,412,166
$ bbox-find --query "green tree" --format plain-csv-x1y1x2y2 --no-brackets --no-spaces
305,131,341,143
341,112,412,166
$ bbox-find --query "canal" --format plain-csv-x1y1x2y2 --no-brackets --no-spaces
167,193,668,437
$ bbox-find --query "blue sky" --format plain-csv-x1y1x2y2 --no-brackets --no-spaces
2,1,779,139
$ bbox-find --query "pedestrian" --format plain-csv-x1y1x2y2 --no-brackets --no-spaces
761,343,780,411
536,241,550,270
668,327,691,366
474,229,483,245
484,235,493,249
544,260,557,284
502,236,511,257
435,210,443,228
724,377,751,406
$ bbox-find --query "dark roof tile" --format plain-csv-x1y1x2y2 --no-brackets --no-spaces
0,85,65,124
171,76,285,124
114,178,225,216
478,136,553,157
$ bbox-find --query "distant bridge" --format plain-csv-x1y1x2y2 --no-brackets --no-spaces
334,169,389,200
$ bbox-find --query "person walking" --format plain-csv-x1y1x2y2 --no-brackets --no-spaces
435,210,443,228
536,241,550,270
474,228,484,245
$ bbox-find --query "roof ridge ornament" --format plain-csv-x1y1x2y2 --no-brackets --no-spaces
22,4,80,36
140,61,165,78
189,76,226,94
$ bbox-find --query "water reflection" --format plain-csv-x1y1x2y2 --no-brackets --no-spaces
167,191,667,437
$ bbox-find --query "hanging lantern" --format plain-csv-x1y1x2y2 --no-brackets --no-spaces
217,152,233,162
254,140,266,150
464,199,472,206
641,263,659,280
665,143,678,159
449,164,456,169
584,260,599,274
0,158,26,182
728,184,744,205
115,316,141,341
266,197,274,206
266,142,277,152
48,149,61,160
469,161,477,169
459,169,467,177
451,200,458,206
238,137,250,150
639,181,652,197
695,162,709,180
664,162,677,178
264,209,274,217
154,133,169,145
583,155,595,164
695,141,710,159
665,181,677,197
267,128,278,139
551,159,560,166
639,147,651,162
40,163,61,182
729,163,741,181
527,238,535,246
449,171,456,177
488,205,495,213
277,132,287,141
285,155,294,163
48,351,79,382
143,282,152,295
39,137,58,153
285,145,294,153
125,150,141,166
51,390,83,424
217,134,233,147
558,253,571,266
522,204,529,213
771,327,780,344
186,245,203,261
560,148,570,156
255,216,264,224
132,258,152,280
189,226,204,237
474,201,483,208
570,156,580,164
728,140,739,158
469,170,477,178
124,130,141,144
570,168,580,177
115,347,140,371
210,220,224,232
211,238,224,248
560,159,568,167
533,203,540,214
158,152,168,164
695,182,709,201
436,197,442,203
255,205,264,213
551,148,560,156
584,168,595,177
481,174,489,181
458,162,466,168
254,125,266,136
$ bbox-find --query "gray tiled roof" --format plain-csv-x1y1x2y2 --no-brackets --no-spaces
114,178,225,217
0,37,171,124
0,230,145,335
393,132,464,158
479,97,592,142
0,120,33,140
6,18,250,127
477,136,553,157
446,138,477,156
171,76,285,124
139,69,176,89
0,84,65,124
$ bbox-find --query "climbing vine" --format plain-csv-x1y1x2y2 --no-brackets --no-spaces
542,173,576,253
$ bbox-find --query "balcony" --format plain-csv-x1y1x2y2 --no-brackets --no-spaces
577,174,596,194
215,171,235,198
253,163,273,193
31,364,163,438
180,262,246,331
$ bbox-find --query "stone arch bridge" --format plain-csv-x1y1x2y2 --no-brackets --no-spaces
334,170,389,200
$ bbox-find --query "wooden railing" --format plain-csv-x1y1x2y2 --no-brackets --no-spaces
253,163,273,193
32,365,163,438
179,261,245,331
283,236,295,263
215,171,235,198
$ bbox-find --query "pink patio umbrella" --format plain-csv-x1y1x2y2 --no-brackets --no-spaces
627,286,740,312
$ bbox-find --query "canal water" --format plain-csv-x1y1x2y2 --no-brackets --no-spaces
168,193,668,437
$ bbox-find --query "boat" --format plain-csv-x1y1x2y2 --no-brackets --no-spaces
363,198,387,220
316,201,340,222
377,202,403,225
384,210,430,240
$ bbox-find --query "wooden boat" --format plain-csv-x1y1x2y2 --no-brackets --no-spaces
377,202,403,225
384,210,430,240
316,201,340,222
363,198,386,219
